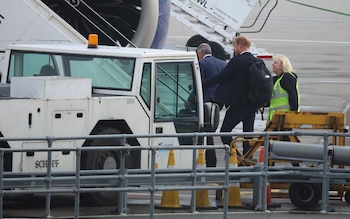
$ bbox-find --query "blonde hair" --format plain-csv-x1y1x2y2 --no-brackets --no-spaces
273,54,295,73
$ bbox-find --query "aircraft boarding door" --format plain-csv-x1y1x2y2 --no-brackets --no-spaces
153,61,199,168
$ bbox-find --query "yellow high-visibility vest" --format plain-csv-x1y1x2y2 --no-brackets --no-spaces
268,72,300,121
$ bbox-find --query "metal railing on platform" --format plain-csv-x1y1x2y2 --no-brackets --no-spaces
0,131,350,219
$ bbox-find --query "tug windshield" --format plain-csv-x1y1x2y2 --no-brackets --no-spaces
8,50,136,90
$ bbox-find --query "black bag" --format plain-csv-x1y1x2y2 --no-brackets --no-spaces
247,59,273,108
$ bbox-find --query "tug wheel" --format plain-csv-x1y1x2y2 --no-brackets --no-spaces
81,127,122,206
345,190,350,204
289,183,321,209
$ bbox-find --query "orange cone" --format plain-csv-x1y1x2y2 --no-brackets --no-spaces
258,147,271,206
158,149,183,209
258,147,265,165
221,148,243,208
195,149,217,209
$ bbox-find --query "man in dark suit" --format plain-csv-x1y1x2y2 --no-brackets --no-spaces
196,43,227,167
204,35,258,155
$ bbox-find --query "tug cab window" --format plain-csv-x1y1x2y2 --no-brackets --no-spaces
155,62,199,143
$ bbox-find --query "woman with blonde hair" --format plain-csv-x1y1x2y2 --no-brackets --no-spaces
268,54,300,121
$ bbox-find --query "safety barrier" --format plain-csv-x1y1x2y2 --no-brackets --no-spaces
0,130,350,219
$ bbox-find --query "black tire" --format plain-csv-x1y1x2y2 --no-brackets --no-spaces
345,190,350,204
81,127,122,206
289,183,321,209
207,41,228,61
186,35,228,60
186,34,207,48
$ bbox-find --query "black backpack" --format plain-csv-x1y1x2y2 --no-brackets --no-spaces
247,59,273,109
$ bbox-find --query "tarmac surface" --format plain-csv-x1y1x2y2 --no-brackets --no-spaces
3,187,350,218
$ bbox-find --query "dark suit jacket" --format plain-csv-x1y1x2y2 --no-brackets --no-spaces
204,52,257,108
199,55,227,103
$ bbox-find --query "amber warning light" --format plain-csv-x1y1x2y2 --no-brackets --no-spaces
88,34,98,48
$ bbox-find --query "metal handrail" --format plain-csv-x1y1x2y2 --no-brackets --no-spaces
0,131,349,219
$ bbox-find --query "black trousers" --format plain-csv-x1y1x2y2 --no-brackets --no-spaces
205,136,217,167
220,105,256,155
